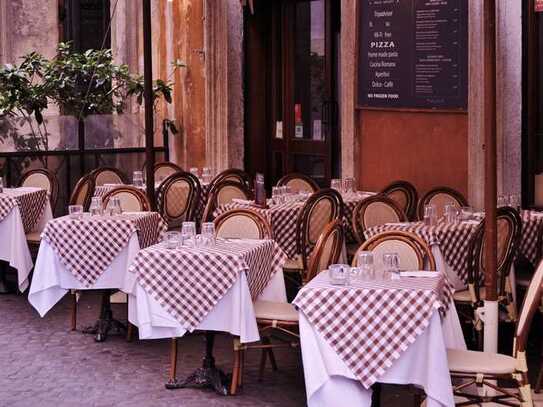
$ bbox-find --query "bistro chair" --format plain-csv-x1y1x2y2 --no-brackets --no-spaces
90,167,128,186
453,207,522,348
417,186,468,220
209,168,252,191
446,257,543,407
354,230,436,271
156,172,200,230
18,168,59,210
214,209,272,240
68,174,96,212
381,180,418,221
229,220,345,395
277,173,319,194
143,162,183,183
201,180,253,223
103,186,150,212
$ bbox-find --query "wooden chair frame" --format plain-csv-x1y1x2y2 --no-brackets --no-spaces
354,230,436,271
19,168,60,209
381,180,418,221
102,186,150,212
209,169,252,191
143,161,183,180
201,180,253,224
156,171,201,228
69,174,96,211
277,173,319,193
417,186,468,220
351,194,407,244
90,166,128,186
213,208,273,240
304,219,345,283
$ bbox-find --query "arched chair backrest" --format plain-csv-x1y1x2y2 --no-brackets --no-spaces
214,209,272,240
144,162,183,183
305,220,345,283
354,230,436,271
417,187,468,220
156,171,200,229
91,167,128,187
381,180,418,221
201,180,253,223
295,188,344,270
69,174,96,211
277,173,319,194
352,195,407,243
516,259,543,353
103,186,150,212
19,168,59,209
469,207,523,303
209,169,252,191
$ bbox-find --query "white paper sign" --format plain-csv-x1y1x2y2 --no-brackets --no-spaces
295,123,304,139
313,120,322,141
275,121,283,139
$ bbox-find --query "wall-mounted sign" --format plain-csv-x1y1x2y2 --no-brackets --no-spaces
275,121,283,139
358,0,468,110
536,0,543,12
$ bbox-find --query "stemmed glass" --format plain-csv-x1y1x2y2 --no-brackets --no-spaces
383,253,400,280
181,221,197,247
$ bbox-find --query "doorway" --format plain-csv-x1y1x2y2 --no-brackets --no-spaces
244,0,340,187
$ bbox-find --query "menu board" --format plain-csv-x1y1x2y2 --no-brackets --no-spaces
358,0,468,110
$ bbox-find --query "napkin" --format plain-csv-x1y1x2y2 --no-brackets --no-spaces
400,271,439,278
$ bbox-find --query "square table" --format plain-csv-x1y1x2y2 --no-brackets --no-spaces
0,187,52,291
294,271,466,407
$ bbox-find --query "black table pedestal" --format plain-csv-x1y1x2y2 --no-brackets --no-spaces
82,290,126,342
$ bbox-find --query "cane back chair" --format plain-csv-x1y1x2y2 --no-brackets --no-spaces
156,172,200,229
201,180,253,224
18,168,59,210
103,186,150,212
90,167,128,186
214,209,272,240
277,173,319,194
209,169,252,191
381,180,418,221
417,186,468,221
143,162,183,183
69,174,96,212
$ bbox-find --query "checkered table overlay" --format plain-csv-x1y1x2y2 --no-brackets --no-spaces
42,212,166,287
293,272,453,388
129,239,287,330
365,221,480,283
518,210,543,266
0,188,48,233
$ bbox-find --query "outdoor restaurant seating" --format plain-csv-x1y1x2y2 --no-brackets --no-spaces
209,168,253,191
156,171,201,229
90,166,128,186
214,208,273,240
19,168,59,209
381,180,418,221
69,174,96,211
277,173,320,194
417,186,468,220
144,162,183,182
103,186,151,212
201,180,253,223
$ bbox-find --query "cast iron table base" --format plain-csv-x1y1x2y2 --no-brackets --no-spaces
82,290,126,342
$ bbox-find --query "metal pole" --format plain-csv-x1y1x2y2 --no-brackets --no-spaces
142,0,156,210
483,0,498,353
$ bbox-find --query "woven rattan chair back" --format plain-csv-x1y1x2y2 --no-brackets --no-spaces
19,168,59,209
91,167,128,186
69,174,96,211
277,173,319,194
417,187,468,220
305,220,345,283
147,162,183,183
381,180,418,221
352,195,406,243
355,230,436,271
201,180,253,223
214,209,272,240
210,169,252,191
103,186,150,212
157,172,200,228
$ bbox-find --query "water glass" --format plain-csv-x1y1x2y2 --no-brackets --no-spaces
331,179,342,192
272,186,282,205
497,195,507,208
201,222,216,246
0,177,3,193
90,197,103,216
460,206,473,221
383,253,400,280
424,204,437,226
444,204,459,224
107,197,122,216
133,171,144,189
329,264,350,286
165,231,182,249
357,251,375,280
190,167,200,178
509,194,521,211
343,178,355,195
181,221,197,247
69,205,84,220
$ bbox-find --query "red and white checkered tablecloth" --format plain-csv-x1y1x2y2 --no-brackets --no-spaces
129,239,287,330
518,210,543,266
0,188,48,233
42,212,166,288
293,272,453,388
365,221,481,284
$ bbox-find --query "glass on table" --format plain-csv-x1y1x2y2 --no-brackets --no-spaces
68,205,84,220
329,264,350,286
90,196,103,216
330,179,342,192
423,204,437,226
0,177,3,193
343,178,355,195
133,171,144,189
190,167,200,178
497,195,507,208
201,167,213,184
271,186,282,205
165,231,182,249
508,194,521,211
201,222,216,246
444,204,459,224
181,221,197,247
383,253,400,280
357,251,375,280
107,197,122,216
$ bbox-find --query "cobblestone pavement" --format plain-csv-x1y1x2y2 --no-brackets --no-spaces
0,292,306,407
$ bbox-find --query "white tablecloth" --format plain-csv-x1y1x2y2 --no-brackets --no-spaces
125,269,287,344
0,198,52,292
300,303,466,407
28,234,140,317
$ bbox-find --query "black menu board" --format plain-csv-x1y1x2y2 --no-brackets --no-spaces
358,0,468,110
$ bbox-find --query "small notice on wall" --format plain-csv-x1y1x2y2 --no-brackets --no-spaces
536,0,543,12
313,120,322,141
275,121,283,139
295,124,304,139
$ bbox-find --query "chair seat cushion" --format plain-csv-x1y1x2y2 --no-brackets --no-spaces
254,301,299,322
453,288,486,303
26,231,42,244
447,349,516,375
283,255,304,271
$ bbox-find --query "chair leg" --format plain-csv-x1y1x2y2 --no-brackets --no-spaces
230,339,241,396
126,323,134,342
71,290,77,331
238,349,245,388
267,348,278,371
519,373,534,407
258,348,268,382
535,356,543,393
168,338,178,384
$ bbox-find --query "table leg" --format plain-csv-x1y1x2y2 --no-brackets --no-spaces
165,332,229,396
82,290,127,342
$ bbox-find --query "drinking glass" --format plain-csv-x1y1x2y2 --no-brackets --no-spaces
69,205,84,220
424,204,437,226
460,206,473,221
0,177,3,193
331,179,342,192
272,186,282,205
107,197,122,216
201,222,216,246
190,167,200,178
165,231,182,249
90,197,103,216
383,253,400,280
201,167,213,184
357,251,375,280
444,204,459,224
497,195,507,208
343,178,355,195
181,221,197,247
133,171,144,189
509,194,521,211
329,264,350,286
